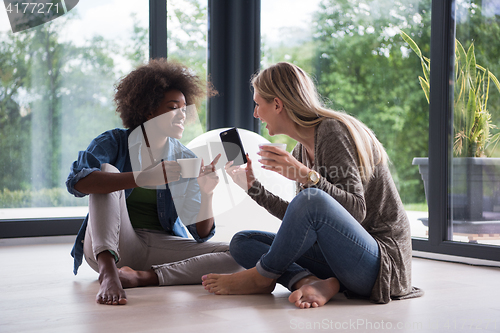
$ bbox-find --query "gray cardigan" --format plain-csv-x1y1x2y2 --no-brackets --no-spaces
248,118,423,304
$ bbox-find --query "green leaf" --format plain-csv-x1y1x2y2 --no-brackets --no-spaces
421,58,430,83
465,88,476,141
484,69,490,111
489,71,500,95
419,76,430,103
400,31,422,58
466,43,477,86
455,39,467,71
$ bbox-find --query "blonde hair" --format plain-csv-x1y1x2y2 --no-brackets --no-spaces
251,62,388,182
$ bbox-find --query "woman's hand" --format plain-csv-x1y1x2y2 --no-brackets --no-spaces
258,145,309,184
197,154,221,195
135,160,181,187
225,153,256,191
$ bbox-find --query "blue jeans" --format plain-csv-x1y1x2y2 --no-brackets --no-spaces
230,188,380,296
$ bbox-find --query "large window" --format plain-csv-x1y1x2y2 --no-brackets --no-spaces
0,1,149,220
448,0,500,246
166,0,208,144
261,0,432,239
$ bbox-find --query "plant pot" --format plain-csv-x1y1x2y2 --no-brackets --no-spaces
412,157,500,221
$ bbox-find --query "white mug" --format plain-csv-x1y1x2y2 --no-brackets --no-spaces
258,143,287,160
177,158,202,178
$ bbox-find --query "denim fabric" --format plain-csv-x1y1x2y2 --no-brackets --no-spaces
66,128,215,275
230,188,380,296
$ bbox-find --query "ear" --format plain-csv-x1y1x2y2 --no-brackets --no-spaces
274,97,284,114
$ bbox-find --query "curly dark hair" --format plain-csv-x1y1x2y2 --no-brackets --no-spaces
114,58,215,129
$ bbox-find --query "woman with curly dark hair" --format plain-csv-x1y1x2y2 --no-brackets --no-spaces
66,58,242,306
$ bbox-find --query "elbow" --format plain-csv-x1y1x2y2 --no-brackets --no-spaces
353,198,367,222
355,210,366,223
73,180,89,196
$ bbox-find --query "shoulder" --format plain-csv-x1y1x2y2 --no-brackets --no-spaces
317,117,350,137
316,117,354,149
91,128,129,146
315,117,360,166
83,128,130,161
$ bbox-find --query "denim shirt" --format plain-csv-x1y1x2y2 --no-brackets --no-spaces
66,128,215,275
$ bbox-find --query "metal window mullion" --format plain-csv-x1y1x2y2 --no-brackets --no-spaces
427,0,455,246
150,0,167,59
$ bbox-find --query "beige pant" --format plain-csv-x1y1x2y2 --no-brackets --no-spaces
83,163,242,285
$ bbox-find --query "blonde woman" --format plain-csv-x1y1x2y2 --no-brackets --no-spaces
202,62,422,308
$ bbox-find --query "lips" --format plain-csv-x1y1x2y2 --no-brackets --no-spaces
172,120,184,129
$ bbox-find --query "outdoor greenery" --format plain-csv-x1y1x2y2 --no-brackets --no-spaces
1,0,499,209
401,30,500,157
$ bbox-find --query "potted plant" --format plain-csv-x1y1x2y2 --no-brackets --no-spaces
401,31,500,222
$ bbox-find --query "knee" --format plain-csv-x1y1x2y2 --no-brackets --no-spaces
101,163,119,174
291,188,333,210
229,231,249,259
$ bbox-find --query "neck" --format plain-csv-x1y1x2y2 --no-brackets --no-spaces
285,123,316,157
141,123,168,164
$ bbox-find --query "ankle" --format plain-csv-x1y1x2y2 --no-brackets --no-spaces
253,269,276,288
140,269,159,286
97,251,118,275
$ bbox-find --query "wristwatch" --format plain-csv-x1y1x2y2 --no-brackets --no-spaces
302,170,320,188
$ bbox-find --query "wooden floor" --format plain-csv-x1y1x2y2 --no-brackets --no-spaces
1,235,500,333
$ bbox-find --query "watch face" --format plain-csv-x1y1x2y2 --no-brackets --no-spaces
312,172,319,182
309,171,319,183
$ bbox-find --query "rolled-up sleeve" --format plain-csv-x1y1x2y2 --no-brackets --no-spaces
187,222,215,243
65,131,119,197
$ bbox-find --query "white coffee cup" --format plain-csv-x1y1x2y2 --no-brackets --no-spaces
177,158,202,178
258,143,287,160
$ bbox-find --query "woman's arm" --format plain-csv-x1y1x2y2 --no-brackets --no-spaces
225,154,290,220
309,121,367,222
254,121,367,222
74,171,137,194
74,160,182,195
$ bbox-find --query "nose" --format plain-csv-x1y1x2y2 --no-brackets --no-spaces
253,105,259,119
177,107,187,120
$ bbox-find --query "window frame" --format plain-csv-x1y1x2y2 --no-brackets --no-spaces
411,0,500,262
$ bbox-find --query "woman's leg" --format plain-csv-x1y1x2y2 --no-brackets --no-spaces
139,232,243,285
229,230,335,288
257,188,380,296
83,163,146,305
203,188,379,302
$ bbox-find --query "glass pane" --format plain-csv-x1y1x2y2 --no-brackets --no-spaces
261,0,432,239
450,0,500,246
0,1,149,219
166,0,208,144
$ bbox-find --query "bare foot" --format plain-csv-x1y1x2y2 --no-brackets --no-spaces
118,266,159,288
288,276,340,309
202,267,276,295
96,251,127,305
